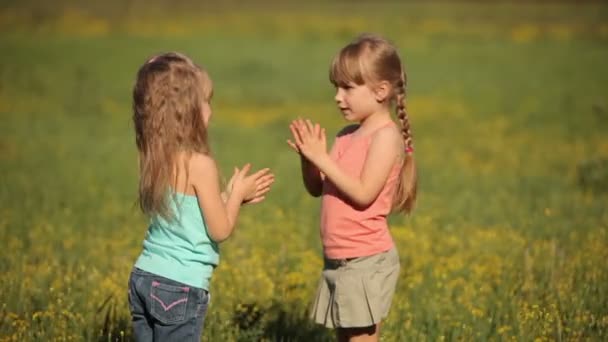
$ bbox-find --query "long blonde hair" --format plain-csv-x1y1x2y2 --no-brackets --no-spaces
329,34,417,214
132,52,213,219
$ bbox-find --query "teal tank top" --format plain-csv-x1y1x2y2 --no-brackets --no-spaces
135,193,219,290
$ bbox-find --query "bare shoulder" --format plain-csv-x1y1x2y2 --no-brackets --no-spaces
189,153,219,181
336,124,360,137
368,124,404,160
371,124,403,148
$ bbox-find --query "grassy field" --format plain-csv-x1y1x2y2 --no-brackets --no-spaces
1,2,607,341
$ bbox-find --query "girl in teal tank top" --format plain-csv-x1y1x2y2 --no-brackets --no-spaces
128,52,275,341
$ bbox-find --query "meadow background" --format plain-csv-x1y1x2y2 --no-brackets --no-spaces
1,1,607,341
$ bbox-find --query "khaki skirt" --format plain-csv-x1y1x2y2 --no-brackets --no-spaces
310,247,400,328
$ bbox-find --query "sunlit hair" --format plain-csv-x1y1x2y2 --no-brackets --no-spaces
330,34,417,214
132,52,213,219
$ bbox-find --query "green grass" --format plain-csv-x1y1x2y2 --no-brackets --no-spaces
1,2,607,341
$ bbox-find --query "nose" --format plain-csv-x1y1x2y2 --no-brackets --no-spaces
334,89,342,104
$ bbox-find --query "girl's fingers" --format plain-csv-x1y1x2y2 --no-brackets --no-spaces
258,175,275,186
287,139,299,152
227,166,238,189
288,123,297,140
305,119,314,134
255,183,272,193
256,178,274,189
255,186,271,197
253,193,269,202
259,172,274,179
253,174,274,193
263,174,275,183
256,183,272,193
244,170,274,189
256,174,274,183
229,166,238,178
293,120,303,134
298,120,311,141
296,119,308,135
255,180,274,191
251,168,271,179
240,163,251,177
304,119,314,136
247,196,265,204
289,122,300,133
292,118,324,144
290,124,304,146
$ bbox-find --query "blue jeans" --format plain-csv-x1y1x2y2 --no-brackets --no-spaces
128,267,209,342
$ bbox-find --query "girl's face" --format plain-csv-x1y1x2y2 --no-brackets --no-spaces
200,74,214,127
201,100,212,127
334,82,383,122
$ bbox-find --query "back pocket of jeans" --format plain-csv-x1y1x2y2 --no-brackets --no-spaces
150,280,190,324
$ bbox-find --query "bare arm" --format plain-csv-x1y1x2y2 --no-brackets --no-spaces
300,155,323,197
191,155,274,242
190,155,242,242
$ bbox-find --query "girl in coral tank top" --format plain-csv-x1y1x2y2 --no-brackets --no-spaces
288,34,417,341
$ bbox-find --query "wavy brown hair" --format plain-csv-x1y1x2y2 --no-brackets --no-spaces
132,52,213,219
329,34,417,214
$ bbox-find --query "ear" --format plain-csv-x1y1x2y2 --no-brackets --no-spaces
374,81,391,103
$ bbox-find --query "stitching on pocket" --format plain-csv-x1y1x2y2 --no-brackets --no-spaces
149,280,190,324
150,293,188,311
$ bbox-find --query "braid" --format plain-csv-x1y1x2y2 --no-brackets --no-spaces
396,74,413,154
392,71,417,214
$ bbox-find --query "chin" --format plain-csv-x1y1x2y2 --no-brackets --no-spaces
340,111,353,120
344,113,363,122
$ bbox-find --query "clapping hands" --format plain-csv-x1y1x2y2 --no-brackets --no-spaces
226,164,274,205
287,118,327,164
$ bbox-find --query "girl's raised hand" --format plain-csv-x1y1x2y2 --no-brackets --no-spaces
243,166,275,204
230,164,275,205
288,118,327,163
287,121,301,153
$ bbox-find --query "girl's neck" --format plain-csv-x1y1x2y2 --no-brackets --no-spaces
355,109,393,136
